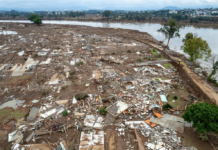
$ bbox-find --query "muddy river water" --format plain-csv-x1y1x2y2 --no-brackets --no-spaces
1,20,218,55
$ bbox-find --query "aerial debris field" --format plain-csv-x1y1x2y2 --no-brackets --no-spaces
0,23,215,150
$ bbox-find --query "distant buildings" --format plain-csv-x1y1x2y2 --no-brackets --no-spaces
169,10,177,14
212,11,218,14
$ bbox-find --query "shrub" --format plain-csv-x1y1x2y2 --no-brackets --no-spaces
163,103,173,110
148,56,151,60
127,50,131,53
105,80,109,84
76,61,84,66
70,71,75,75
75,93,89,100
172,84,179,89
151,49,158,54
99,106,107,115
207,77,217,84
173,96,178,99
137,58,142,62
42,90,49,96
164,63,172,69
216,83,218,87
57,47,60,49
23,58,27,61
62,110,69,116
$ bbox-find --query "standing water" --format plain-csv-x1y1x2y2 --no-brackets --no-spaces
0,99,25,109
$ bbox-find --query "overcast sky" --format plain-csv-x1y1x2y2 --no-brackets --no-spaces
0,0,218,10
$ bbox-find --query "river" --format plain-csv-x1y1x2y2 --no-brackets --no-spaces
0,20,217,55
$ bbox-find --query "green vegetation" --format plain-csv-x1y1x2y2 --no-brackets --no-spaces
42,90,49,96
161,77,169,80
62,110,69,116
155,78,159,81
207,54,218,83
157,19,181,46
3,10,218,23
172,84,179,89
182,103,218,134
9,110,27,121
28,14,39,21
98,106,107,115
127,50,131,53
151,49,158,54
19,76,28,79
181,34,211,62
182,32,194,44
102,10,111,18
33,17,42,25
105,80,109,84
23,58,27,61
70,71,75,76
164,63,172,69
0,108,13,123
163,103,173,110
156,55,163,60
76,61,84,66
75,93,89,100
28,14,42,25
173,96,178,99
137,58,142,62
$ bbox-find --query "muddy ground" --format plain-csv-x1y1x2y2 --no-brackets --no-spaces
0,22,216,150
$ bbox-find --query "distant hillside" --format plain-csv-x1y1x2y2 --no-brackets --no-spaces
162,6,180,10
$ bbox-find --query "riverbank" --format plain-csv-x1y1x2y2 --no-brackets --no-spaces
1,17,218,28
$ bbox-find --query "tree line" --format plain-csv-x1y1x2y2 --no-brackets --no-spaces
1,9,218,23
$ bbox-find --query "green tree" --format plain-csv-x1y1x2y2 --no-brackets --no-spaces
33,16,42,25
181,35,211,62
208,54,218,80
28,14,42,25
182,32,194,44
28,14,39,21
157,19,181,46
102,10,111,18
182,103,218,134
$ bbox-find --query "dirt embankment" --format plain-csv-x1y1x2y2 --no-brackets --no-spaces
120,33,218,105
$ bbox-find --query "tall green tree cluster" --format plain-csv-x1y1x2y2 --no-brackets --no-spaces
181,32,211,62
182,103,218,134
28,14,42,25
102,10,111,18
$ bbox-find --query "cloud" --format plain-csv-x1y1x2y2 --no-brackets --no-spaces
0,0,217,9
